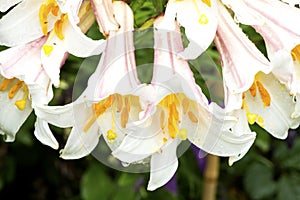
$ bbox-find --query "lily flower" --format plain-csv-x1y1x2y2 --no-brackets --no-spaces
35,1,147,159
222,0,300,94
112,17,256,191
157,0,218,59
0,0,103,148
0,36,58,148
215,2,299,139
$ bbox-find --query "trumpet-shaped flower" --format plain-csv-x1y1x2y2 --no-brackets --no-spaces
216,2,300,139
0,37,58,148
222,0,300,94
35,1,147,159
157,0,218,59
112,17,256,191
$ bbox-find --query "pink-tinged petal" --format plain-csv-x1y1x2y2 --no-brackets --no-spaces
152,17,209,109
41,35,68,87
91,0,119,36
147,139,179,191
0,0,22,12
86,1,140,101
215,2,271,111
0,0,55,46
34,118,59,149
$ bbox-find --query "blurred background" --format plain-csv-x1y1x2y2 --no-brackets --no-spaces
1,0,300,199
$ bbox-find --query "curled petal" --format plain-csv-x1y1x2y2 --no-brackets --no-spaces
34,118,59,149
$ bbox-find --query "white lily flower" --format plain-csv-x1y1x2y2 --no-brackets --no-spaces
216,2,299,139
157,0,218,59
0,0,105,59
35,1,146,159
222,0,300,94
0,37,58,148
112,17,256,191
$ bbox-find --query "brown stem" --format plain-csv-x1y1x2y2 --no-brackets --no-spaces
202,154,220,200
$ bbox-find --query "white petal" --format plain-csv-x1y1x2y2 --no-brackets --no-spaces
176,0,218,59
60,104,100,159
34,118,59,149
0,89,33,141
34,103,75,128
147,139,179,191
0,0,22,12
0,0,55,46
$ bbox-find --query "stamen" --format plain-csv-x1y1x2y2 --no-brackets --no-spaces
8,80,24,99
115,94,123,112
182,98,189,115
249,81,257,97
0,78,15,91
256,81,271,107
163,137,168,143
120,108,129,128
107,129,117,143
291,44,300,62
54,14,68,40
39,0,60,36
15,89,29,110
188,111,198,123
160,110,165,130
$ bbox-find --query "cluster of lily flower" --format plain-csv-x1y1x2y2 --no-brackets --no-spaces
0,0,300,191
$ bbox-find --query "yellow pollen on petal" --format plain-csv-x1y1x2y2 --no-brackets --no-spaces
188,111,198,123
107,129,117,142
201,0,211,7
43,45,54,56
247,113,257,125
249,81,257,97
0,78,15,91
291,44,300,62
198,14,209,25
178,128,188,140
256,80,271,107
163,137,168,143
8,80,24,99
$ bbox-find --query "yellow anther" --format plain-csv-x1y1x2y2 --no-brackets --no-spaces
125,96,130,112
43,45,54,56
115,94,123,112
178,128,188,140
120,108,129,128
39,0,60,36
0,78,14,91
188,111,198,123
104,95,114,108
160,110,165,129
201,0,211,7
291,44,300,62
182,98,189,114
256,80,271,107
168,120,178,139
54,14,68,40
8,80,23,99
249,81,257,97
163,137,168,143
247,113,257,125
107,129,117,142
198,14,209,25
14,90,29,110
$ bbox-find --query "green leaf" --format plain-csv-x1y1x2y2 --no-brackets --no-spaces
277,173,300,200
244,162,276,199
80,163,113,200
